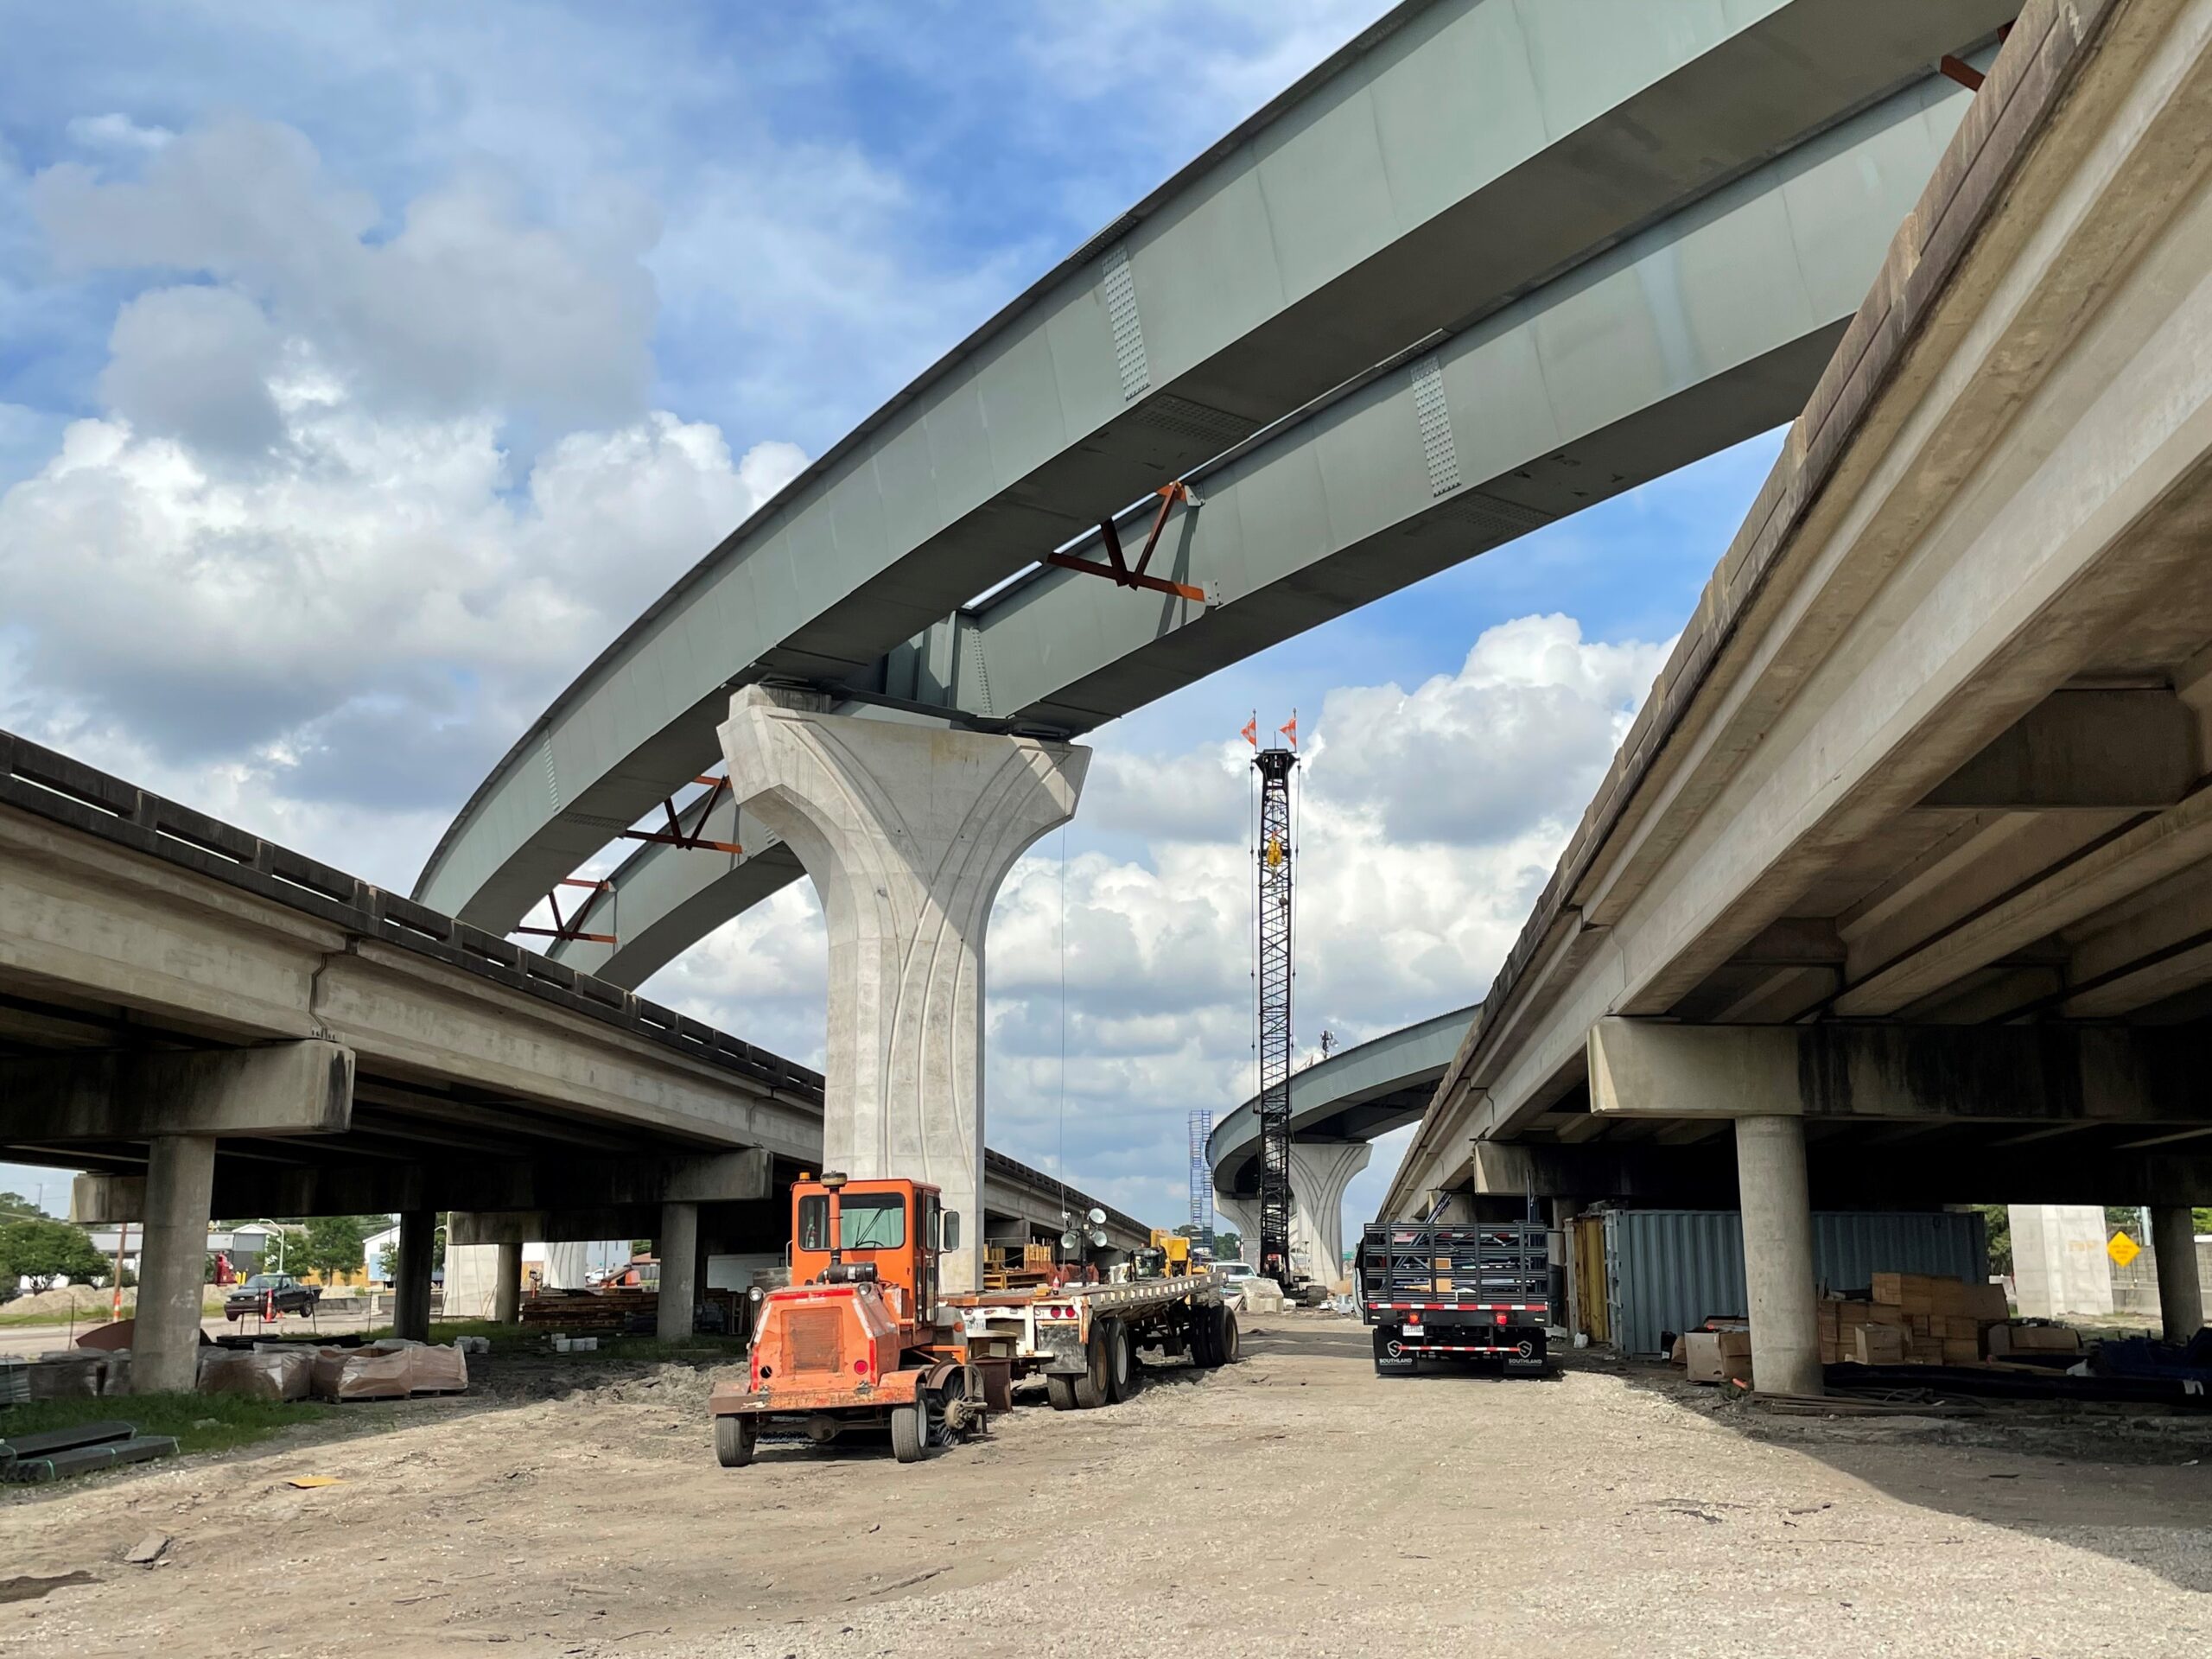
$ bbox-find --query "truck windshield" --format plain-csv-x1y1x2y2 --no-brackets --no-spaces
798,1193,906,1251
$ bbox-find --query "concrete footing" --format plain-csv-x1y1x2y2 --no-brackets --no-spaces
718,685,1086,1294
134,1134,215,1395
1735,1116,1820,1397
2152,1204,2205,1342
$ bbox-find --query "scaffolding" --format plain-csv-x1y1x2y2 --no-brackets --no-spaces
1254,742,1298,1287
1186,1110,1214,1248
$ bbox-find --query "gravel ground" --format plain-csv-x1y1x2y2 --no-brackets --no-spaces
0,1312,2206,1656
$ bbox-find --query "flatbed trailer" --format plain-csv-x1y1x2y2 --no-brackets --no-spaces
1358,1220,1551,1376
948,1268,1237,1409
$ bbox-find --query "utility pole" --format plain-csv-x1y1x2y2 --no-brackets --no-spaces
1251,715,1299,1288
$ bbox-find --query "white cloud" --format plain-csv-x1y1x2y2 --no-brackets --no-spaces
33,118,659,430
64,113,174,155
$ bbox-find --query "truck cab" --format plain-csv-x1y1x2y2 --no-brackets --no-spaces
709,1172,982,1468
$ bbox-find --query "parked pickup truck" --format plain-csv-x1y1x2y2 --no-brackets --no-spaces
1357,1220,1549,1376
224,1273,321,1320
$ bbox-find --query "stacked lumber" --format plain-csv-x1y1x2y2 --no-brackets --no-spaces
1819,1273,2012,1364
519,1288,657,1333
982,1242,1056,1291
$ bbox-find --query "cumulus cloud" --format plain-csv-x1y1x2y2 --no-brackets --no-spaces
0,117,802,866
33,118,658,429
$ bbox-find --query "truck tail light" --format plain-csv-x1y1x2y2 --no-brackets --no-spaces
853,1356,869,1376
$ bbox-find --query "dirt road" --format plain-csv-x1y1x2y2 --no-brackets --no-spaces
2,1313,2207,1656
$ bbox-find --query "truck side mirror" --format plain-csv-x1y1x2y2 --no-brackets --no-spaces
943,1212,960,1250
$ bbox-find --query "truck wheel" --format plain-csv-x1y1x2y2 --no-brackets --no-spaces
890,1399,930,1463
1103,1319,1135,1403
1189,1306,1219,1368
1214,1305,1240,1365
1072,1325,1111,1408
1046,1374,1080,1411
715,1414,757,1468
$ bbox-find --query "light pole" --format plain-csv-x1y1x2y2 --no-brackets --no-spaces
251,1219,289,1274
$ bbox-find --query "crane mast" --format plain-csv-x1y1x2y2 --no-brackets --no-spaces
1254,742,1298,1287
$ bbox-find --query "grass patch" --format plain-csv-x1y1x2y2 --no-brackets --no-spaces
0,1297,232,1328
0,1391,330,1459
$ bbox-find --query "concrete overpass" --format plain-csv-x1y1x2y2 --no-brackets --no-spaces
0,729,1145,1391
1208,1006,1471,1276
1383,0,2212,1394
425,0,2019,1002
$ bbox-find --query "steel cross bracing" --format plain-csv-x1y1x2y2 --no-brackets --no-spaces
1186,1109,1213,1246
1254,746,1298,1286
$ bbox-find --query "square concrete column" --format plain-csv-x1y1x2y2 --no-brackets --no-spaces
720,686,1087,1294
656,1199,699,1341
493,1240,523,1325
393,1209,435,1342
1735,1116,1821,1397
2152,1204,2204,1342
133,1133,216,1394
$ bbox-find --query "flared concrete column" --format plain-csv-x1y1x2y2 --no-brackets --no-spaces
2152,1204,2204,1342
1287,1140,1370,1284
393,1209,435,1342
134,1134,215,1394
543,1240,588,1289
1735,1116,1820,1397
657,1200,699,1341
1216,1195,1262,1265
720,686,1087,1294
493,1240,523,1324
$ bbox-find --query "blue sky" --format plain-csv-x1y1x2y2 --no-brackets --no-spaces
0,2,1788,1242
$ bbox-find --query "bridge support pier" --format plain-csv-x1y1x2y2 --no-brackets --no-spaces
657,1200,699,1342
719,686,1086,1294
493,1240,523,1325
134,1134,216,1395
393,1209,435,1343
1736,1116,1820,1397
1287,1141,1370,1286
2152,1204,2204,1344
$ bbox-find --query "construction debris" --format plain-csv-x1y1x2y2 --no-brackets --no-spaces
123,1534,168,1566
0,1421,180,1484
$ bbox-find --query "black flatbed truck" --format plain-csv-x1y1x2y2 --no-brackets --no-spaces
1357,1219,1551,1376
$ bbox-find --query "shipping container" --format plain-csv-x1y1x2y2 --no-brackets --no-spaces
1597,1209,1988,1356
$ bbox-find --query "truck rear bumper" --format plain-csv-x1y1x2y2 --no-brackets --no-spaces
709,1374,920,1418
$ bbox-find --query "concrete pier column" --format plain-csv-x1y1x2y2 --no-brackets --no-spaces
1215,1195,1262,1265
657,1200,699,1341
719,686,1087,1294
393,1209,435,1342
134,1134,216,1394
1735,1116,1820,1397
1286,1140,1371,1286
2152,1204,2205,1343
493,1240,523,1325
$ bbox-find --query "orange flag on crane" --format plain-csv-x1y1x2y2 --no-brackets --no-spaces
1241,715,1257,747
1279,713,1298,749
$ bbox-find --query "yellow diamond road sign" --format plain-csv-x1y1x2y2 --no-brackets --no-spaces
2107,1230,2141,1268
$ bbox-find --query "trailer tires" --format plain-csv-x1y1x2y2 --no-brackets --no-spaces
1215,1305,1240,1365
1071,1325,1112,1408
715,1414,757,1468
1103,1319,1135,1403
1046,1374,1080,1411
890,1398,930,1464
